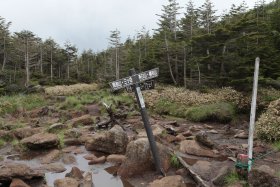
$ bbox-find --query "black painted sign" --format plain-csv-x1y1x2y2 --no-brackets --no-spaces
125,80,155,92
109,68,159,91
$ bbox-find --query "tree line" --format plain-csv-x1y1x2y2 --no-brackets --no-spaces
0,0,279,93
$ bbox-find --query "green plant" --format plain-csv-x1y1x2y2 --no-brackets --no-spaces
58,132,65,149
225,172,240,186
170,153,181,168
0,139,5,148
11,139,19,147
273,141,280,151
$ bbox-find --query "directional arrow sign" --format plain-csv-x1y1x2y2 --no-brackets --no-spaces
109,68,159,91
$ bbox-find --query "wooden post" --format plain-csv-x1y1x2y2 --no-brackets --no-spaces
247,57,260,172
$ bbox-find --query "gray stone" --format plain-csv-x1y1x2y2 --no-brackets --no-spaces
85,125,128,154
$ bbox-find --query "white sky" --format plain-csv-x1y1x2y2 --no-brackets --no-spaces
0,0,273,52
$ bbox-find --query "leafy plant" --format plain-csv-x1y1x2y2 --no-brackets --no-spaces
170,153,181,168
0,139,5,148
225,172,240,186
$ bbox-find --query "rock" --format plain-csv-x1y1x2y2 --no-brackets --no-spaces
62,154,77,165
182,130,192,137
10,178,31,187
28,106,49,118
118,138,170,177
195,131,215,148
208,130,218,134
80,172,93,187
189,125,203,132
67,115,93,127
20,133,59,149
14,127,43,139
248,165,280,187
83,154,97,160
48,123,68,133
212,166,234,186
175,168,188,176
0,163,44,181
234,131,248,139
191,160,212,180
85,125,128,154
88,156,106,165
175,134,185,142
37,163,66,173
64,138,82,146
85,104,101,116
106,154,126,164
137,125,164,138
179,140,217,158
65,167,83,180
148,175,186,187
204,124,213,129
54,177,79,187
40,149,60,164
62,146,79,153
64,128,82,139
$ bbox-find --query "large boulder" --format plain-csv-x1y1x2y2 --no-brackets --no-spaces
118,138,170,177
248,165,280,187
20,133,59,149
85,125,128,154
179,140,217,158
148,175,186,187
0,163,44,182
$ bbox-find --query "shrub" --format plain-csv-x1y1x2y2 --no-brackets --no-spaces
185,102,236,123
256,98,280,141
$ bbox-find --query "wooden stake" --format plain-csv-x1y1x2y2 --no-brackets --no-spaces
248,57,260,172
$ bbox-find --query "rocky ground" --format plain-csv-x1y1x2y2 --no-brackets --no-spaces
0,91,279,187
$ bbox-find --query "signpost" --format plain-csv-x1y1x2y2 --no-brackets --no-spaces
247,57,260,172
109,68,164,175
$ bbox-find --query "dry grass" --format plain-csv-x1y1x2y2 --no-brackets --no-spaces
44,83,98,96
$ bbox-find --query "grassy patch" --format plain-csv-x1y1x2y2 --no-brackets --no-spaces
225,171,240,186
273,141,280,151
59,90,134,112
186,102,236,123
0,139,5,148
154,99,187,118
0,94,46,115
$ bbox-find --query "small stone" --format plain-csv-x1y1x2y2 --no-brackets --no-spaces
148,175,186,187
208,130,218,134
40,149,61,164
234,131,248,139
62,154,77,165
182,130,192,137
180,140,217,158
106,154,126,164
83,154,97,160
175,168,188,176
88,156,106,165
48,123,68,133
195,131,215,148
54,177,79,187
65,166,84,180
80,172,93,187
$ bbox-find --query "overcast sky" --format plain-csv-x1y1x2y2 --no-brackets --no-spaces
0,0,273,52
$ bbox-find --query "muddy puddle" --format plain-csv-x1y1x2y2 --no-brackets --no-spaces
4,147,130,187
